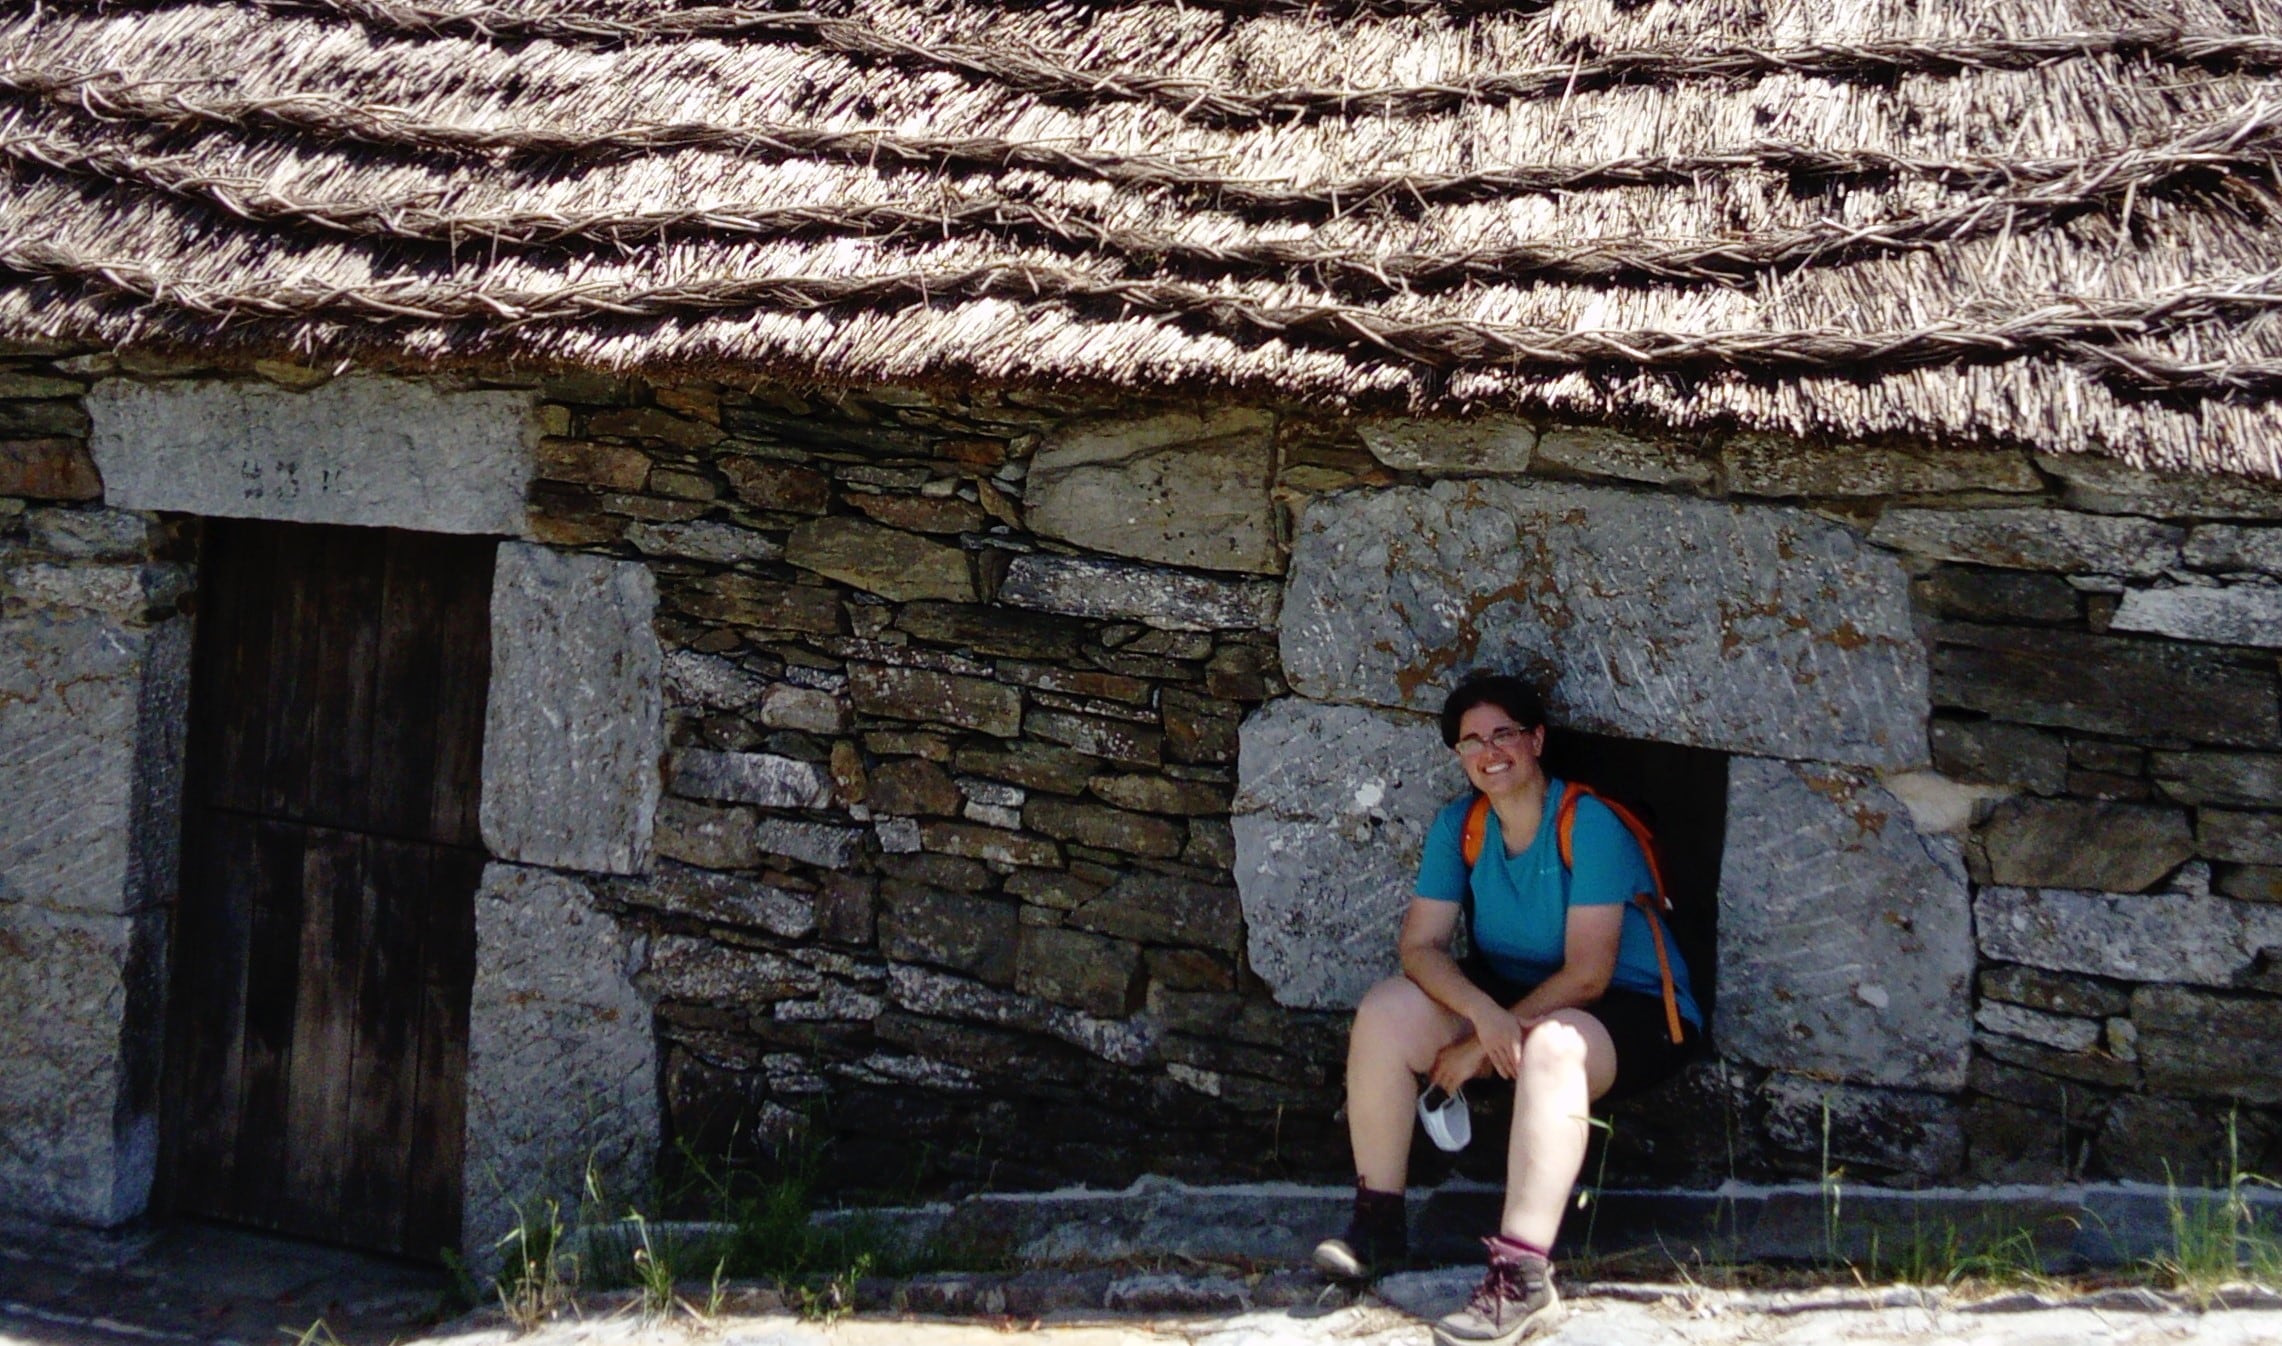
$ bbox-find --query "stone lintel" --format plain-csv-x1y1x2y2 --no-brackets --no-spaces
86,376,534,535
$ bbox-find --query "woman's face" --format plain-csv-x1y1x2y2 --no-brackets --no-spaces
1453,702,1546,798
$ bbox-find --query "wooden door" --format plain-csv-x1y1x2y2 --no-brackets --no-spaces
164,519,495,1259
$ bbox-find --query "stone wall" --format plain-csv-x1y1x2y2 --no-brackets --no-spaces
5,339,2280,1228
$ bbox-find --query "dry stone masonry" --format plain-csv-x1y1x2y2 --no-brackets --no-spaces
3,340,2281,1229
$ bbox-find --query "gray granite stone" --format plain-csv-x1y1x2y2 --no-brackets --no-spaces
86,377,534,534
2185,524,2282,574
624,518,784,564
0,596,189,917
2036,452,2282,520
2151,750,2282,807
25,507,153,560
1724,437,2041,498
999,554,1280,632
1356,417,1534,475
1974,885,2282,987
639,932,820,1003
1026,408,1279,574
2112,584,2282,648
1231,698,1465,1009
1282,480,1926,768
0,902,163,1226
1973,798,2194,892
1868,507,2182,576
653,798,758,870
480,545,663,876
2132,986,2282,1104
886,964,1156,1066
608,861,814,938
669,749,829,809
1931,622,2281,747
1929,719,2066,794
662,649,768,711
1717,757,1974,1090
1533,425,1712,487
753,817,865,870
463,864,657,1258
1974,1001,2102,1053
785,517,976,603
759,683,846,734
1760,1076,1964,1177
848,662,1022,737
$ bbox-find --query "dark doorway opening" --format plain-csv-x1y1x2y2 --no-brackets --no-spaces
162,519,496,1260
1541,729,1727,1022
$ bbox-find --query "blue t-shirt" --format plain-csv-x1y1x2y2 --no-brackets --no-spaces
1415,781,1702,1029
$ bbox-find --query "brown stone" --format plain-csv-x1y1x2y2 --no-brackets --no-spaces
1069,872,1243,954
721,457,831,514
1002,868,1103,911
2151,751,2282,808
787,517,976,603
1025,798,1184,859
1016,925,1144,1018
1183,817,1237,870
1961,1096,2072,1185
953,742,1100,794
1974,1031,2140,1090
588,406,724,449
1973,797,2193,891
2217,864,2282,903
0,400,89,438
815,873,877,946
880,852,992,893
1930,718,2067,794
865,730,953,762
998,662,1155,705
1978,965,2132,1019
1088,773,1229,816
2132,985,2282,1103
647,469,718,501
0,438,101,501
2199,809,2282,866
879,883,1019,985
599,493,706,522
829,740,867,808
849,663,1022,736
1919,568,2081,625
870,758,965,817
848,492,986,535
1726,437,2041,498
1162,688,1240,764
537,436,652,490
673,575,842,634
894,603,1084,661
918,821,1060,868
1931,622,2282,747
1027,708,1162,765
2095,1096,2249,1185
1147,947,1235,991
654,383,722,422
654,798,759,870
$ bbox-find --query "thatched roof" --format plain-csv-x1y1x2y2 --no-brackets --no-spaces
5,0,2282,476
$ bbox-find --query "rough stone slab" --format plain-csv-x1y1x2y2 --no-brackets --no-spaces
2185,524,2282,574
1717,758,1974,1090
1978,964,2132,1019
1724,437,2041,498
0,602,189,916
0,437,103,500
759,683,845,733
1974,885,2282,987
1931,622,2281,747
1759,1077,1964,1177
1026,708,1163,766
639,932,819,1003
1919,567,2082,626
1869,508,2183,576
753,817,865,870
1357,417,1534,475
879,885,1019,984
669,749,829,809
624,519,784,565
1016,925,1144,1018
1972,798,2193,892
607,861,814,937
2132,986,2282,1104
886,964,1155,1066
1068,872,1244,956
481,545,663,875
2112,585,2282,648
999,553,1280,632
662,649,768,712
2037,452,2282,520
1026,408,1279,574
2152,750,2282,807
1929,718,2066,794
919,821,1059,868
1974,1001,2101,1053
26,508,152,560
1533,426,1712,487
0,902,162,1226
2198,808,2282,865
848,662,1022,737
785,517,976,603
463,864,657,1259
87,377,534,534
1026,798,1183,859
653,798,757,870
1231,698,1465,1009
1283,480,1926,768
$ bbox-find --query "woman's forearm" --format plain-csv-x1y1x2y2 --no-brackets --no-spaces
1401,942,1508,1028
1506,963,1611,1023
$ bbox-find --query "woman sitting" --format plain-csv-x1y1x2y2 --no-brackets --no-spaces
1313,673,1703,1346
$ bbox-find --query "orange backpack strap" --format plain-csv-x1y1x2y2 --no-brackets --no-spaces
1460,794,1491,867
1556,784,1687,1047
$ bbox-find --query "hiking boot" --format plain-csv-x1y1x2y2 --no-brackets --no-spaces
1431,1238,1564,1346
1311,1181,1407,1280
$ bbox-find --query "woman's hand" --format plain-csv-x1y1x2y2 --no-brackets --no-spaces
1469,1005,1528,1079
1429,1035,1489,1096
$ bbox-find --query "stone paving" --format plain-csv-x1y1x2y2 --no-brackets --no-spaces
6,1220,2282,1346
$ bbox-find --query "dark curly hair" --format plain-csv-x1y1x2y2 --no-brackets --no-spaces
1438,672,1548,748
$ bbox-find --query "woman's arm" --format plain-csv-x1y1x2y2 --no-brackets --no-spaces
1399,898,1530,1086
1419,902,1624,1091
1507,903,1622,1024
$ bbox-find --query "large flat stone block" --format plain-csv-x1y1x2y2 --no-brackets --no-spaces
1231,698,1466,1010
1282,482,1926,768
463,864,657,1258
481,545,663,876
0,902,165,1226
86,377,534,534
0,579,189,916
1975,886,2282,988
1026,408,1279,574
1716,758,1973,1090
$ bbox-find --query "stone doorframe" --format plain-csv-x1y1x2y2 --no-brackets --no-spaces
0,375,663,1252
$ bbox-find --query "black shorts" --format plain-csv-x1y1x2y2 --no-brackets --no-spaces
1459,957,1702,1103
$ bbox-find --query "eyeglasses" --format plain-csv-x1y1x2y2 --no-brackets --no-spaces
1454,725,1534,758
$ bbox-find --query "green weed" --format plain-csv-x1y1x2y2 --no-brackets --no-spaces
493,1195,576,1331
2150,1112,2282,1301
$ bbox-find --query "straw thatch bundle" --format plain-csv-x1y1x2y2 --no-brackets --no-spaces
5,0,2282,475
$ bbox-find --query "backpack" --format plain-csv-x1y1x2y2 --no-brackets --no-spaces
1459,783,1687,1045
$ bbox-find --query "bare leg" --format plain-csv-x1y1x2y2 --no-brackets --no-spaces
1498,1009,1618,1249
1345,977,1469,1191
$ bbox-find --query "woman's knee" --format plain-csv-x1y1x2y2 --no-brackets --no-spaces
1515,1009,1617,1098
1350,977,1450,1060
